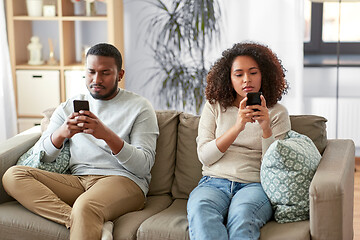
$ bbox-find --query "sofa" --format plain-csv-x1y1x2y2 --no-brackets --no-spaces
0,110,355,240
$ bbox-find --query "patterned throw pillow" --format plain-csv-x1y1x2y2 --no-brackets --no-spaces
260,130,321,223
16,140,70,174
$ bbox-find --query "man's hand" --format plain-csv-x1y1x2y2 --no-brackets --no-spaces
51,112,84,148
74,110,124,154
74,110,110,139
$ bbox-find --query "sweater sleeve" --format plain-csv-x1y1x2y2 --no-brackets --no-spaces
196,101,224,166
113,104,159,178
261,104,291,156
33,104,68,163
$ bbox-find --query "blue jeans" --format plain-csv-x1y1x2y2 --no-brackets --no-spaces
187,176,272,240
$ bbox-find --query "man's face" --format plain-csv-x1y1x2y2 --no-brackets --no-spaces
85,55,124,100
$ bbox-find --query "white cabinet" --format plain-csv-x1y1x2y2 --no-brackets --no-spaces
65,70,88,99
6,0,125,133
17,118,41,133
16,70,60,116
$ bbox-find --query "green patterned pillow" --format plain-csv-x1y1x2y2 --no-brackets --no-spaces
260,130,321,223
17,140,70,174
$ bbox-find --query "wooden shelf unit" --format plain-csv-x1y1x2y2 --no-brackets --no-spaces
6,0,125,128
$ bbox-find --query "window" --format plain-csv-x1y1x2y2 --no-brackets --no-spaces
304,0,360,54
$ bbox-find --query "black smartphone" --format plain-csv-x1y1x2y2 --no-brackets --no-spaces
73,100,90,113
246,92,262,111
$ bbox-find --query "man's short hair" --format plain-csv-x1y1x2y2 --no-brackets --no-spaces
86,43,122,71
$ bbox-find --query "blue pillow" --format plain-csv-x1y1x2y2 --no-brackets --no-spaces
261,130,321,223
17,140,70,174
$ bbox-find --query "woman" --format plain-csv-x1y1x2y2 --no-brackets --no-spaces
187,42,291,240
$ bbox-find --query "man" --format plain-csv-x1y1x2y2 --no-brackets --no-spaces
2,43,159,240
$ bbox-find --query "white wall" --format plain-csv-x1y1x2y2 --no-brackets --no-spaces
123,0,304,115
123,0,163,109
304,66,360,155
123,0,359,154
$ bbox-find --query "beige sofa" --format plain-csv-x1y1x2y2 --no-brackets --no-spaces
0,110,355,240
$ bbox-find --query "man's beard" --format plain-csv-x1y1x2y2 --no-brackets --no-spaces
89,79,119,100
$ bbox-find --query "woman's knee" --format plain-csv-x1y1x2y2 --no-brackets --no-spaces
227,185,273,228
188,185,229,217
188,186,213,211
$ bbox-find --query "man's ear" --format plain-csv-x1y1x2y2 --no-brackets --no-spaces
118,69,125,81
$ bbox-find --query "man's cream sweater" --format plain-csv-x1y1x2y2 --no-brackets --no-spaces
197,101,291,183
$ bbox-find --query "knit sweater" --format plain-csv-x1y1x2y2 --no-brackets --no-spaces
197,101,291,183
33,89,159,195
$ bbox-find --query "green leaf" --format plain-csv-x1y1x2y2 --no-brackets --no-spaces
141,0,221,113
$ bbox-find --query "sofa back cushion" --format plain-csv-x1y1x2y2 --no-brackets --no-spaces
39,108,327,200
40,108,179,196
148,110,180,196
261,130,322,223
170,113,328,200
289,115,327,154
171,113,203,199
41,108,56,132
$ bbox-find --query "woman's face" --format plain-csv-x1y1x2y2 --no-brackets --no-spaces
230,55,262,105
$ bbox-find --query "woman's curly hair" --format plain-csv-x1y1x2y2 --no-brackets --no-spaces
205,42,289,110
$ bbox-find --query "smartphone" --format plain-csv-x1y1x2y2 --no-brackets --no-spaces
246,92,262,111
73,100,90,113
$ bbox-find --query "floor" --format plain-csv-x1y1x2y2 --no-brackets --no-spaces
354,158,360,240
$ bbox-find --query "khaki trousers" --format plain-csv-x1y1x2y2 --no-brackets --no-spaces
2,166,145,240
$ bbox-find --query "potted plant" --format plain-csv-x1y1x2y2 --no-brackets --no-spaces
142,0,221,114
26,0,43,16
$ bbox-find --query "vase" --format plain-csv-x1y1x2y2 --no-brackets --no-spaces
26,0,43,17
86,1,96,16
27,36,44,65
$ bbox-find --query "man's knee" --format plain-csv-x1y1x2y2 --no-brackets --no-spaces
2,166,29,191
71,195,105,221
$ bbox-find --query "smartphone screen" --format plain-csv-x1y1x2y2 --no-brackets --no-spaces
73,100,90,112
246,92,262,111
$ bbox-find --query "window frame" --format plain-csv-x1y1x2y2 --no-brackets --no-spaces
304,2,360,55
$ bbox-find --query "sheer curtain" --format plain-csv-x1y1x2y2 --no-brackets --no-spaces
221,0,305,114
0,0,17,142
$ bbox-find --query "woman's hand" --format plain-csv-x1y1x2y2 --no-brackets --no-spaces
246,95,272,138
235,97,256,132
215,97,257,153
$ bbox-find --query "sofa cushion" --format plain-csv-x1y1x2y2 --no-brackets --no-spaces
39,108,179,195
113,195,173,240
170,114,327,200
261,130,321,223
136,199,190,240
136,199,310,240
0,129,41,204
260,220,310,240
0,201,69,240
148,111,179,196
16,140,70,174
40,108,56,132
289,115,327,154
171,113,203,199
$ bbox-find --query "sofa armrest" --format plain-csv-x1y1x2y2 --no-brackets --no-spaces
309,139,355,240
0,126,41,204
